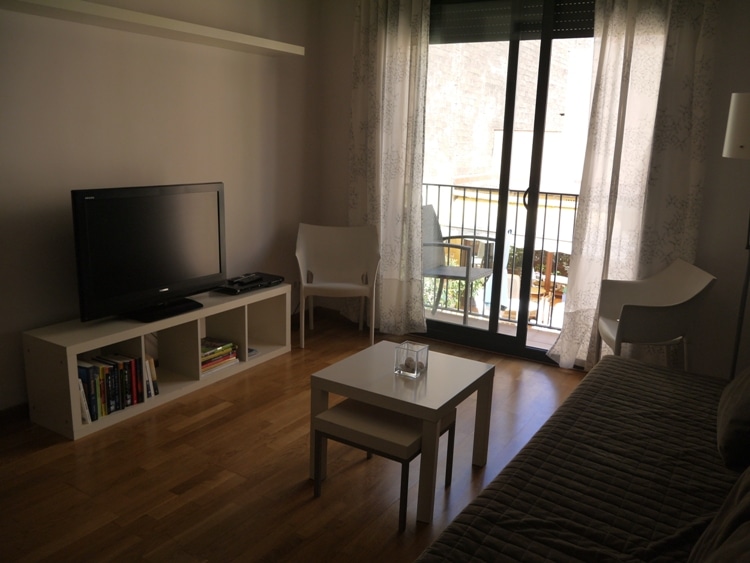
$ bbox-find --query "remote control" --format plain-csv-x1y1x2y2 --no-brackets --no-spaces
230,273,261,285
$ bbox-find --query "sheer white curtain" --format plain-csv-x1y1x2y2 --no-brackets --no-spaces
548,0,717,369
349,0,430,335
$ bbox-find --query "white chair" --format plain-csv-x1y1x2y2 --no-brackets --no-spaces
422,205,493,325
598,259,716,369
295,223,380,348
312,398,456,533
499,274,538,322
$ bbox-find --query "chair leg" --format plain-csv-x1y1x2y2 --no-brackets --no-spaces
433,278,445,315
299,294,305,349
463,280,470,325
358,296,365,331
399,461,409,533
445,421,455,488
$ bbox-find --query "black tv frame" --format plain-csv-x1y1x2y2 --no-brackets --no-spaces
71,182,227,323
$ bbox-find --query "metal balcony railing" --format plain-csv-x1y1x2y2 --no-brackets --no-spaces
422,183,579,330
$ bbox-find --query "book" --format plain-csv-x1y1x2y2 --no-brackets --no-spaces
91,362,105,417
94,355,129,410
201,350,237,369
77,360,99,421
201,337,236,359
201,348,236,366
106,364,118,413
201,347,238,363
147,356,159,395
108,353,140,406
144,358,153,398
135,357,144,403
77,378,91,424
201,356,239,376
86,359,113,415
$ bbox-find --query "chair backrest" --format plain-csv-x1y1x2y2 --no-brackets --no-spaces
296,223,380,285
422,205,446,270
614,259,716,346
640,258,716,307
499,274,520,313
509,274,521,301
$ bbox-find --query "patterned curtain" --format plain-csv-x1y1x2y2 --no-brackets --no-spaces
349,0,430,335
548,0,717,369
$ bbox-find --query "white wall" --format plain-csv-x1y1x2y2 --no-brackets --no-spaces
314,0,355,226
693,1,750,378
0,0,322,410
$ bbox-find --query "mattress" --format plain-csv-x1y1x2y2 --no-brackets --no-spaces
418,355,738,562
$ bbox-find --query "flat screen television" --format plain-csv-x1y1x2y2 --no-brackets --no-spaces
72,182,227,322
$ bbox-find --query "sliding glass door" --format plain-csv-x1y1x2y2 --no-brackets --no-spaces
421,0,594,361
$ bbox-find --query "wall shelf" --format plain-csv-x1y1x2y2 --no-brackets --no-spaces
0,0,305,56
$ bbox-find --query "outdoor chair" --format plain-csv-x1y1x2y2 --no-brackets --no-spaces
422,205,493,325
499,274,538,322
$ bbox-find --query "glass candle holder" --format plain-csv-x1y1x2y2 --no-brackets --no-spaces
394,341,429,378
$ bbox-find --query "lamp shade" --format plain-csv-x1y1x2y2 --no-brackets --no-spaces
724,93,750,160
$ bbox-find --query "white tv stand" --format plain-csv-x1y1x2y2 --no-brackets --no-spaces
23,283,291,440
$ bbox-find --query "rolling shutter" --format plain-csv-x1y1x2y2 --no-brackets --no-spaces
430,0,595,43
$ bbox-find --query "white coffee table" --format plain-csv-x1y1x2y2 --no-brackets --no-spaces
309,341,495,524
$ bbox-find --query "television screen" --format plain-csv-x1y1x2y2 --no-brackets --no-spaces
72,182,226,322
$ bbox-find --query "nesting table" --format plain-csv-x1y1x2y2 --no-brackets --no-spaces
309,341,495,524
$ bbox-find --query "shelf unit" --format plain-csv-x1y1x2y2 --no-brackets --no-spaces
23,283,291,440
0,0,305,56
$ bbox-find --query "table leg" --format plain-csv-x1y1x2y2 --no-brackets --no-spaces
310,387,329,479
416,419,440,523
472,370,495,467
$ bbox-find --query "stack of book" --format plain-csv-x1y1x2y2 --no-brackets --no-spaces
201,337,239,374
76,353,158,424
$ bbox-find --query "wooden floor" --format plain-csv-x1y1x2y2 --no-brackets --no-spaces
0,310,583,563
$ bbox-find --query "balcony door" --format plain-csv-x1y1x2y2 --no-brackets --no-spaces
421,0,594,361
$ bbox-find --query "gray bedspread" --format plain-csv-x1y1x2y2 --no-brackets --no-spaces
418,355,738,562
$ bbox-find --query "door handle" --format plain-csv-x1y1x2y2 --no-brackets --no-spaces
523,189,530,209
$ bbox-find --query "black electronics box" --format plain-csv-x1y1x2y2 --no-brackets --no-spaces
214,272,284,295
